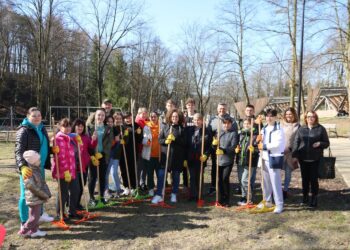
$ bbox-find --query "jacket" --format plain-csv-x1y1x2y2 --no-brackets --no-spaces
281,121,300,168
79,134,97,173
236,128,259,167
292,124,330,161
185,126,212,163
216,126,238,167
159,124,186,171
24,164,51,206
51,132,77,180
261,122,286,161
142,121,160,160
208,114,238,136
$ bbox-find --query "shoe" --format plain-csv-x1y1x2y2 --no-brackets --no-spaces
237,197,247,206
140,184,148,191
121,188,130,196
300,195,309,206
89,199,97,207
309,195,318,208
30,229,47,238
170,193,177,203
207,187,216,196
148,189,154,196
69,213,83,220
104,190,111,200
151,195,163,204
131,189,137,196
39,213,54,223
257,201,273,209
273,206,283,214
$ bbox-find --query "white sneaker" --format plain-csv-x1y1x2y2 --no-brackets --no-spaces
273,206,284,214
151,195,163,204
39,213,54,223
30,229,47,238
104,190,111,200
257,201,273,209
148,189,154,196
131,189,136,196
170,193,177,203
121,188,130,196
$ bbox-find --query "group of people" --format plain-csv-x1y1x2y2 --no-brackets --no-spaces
15,98,330,238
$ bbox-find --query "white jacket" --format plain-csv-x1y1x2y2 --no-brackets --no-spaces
141,125,152,160
261,122,286,161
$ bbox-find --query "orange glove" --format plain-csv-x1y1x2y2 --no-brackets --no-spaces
235,145,241,154
52,146,59,154
256,134,263,143
258,142,264,151
147,139,151,146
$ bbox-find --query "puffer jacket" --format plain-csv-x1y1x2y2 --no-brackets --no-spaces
216,126,238,167
24,165,51,206
292,124,329,161
15,124,51,172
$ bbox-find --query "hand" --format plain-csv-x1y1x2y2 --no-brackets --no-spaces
167,133,175,141
212,138,218,146
256,134,263,143
248,145,254,153
312,142,321,148
90,156,100,167
124,129,129,136
147,139,151,146
120,139,126,145
255,115,263,125
136,127,142,134
64,171,71,182
165,139,172,145
92,131,97,141
291,157,299,170
235,145,240,154
216,149,224,155
258,142,264,151
21,166,32,180
52,146,59,154
199,154,207,162
114,135,120,143
95,152,103,160
183,160,188,168
75,135,82,145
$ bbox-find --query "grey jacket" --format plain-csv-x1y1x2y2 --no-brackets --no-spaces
24,165,51,206
208,114,238,136
217,127,238,167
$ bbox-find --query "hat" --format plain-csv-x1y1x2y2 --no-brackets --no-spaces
103,98,112,104
23,150,41,167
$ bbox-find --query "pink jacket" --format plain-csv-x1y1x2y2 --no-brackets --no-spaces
51,132,76,180
79,134,97,173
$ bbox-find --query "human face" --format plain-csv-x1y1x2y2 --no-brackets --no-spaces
95,110,106,124
60,125,71,134
27,110,42,126
171,112,179,125
217,104,227,117
75,124,84,135
306,112,316,126
166,102,175,111
193,116,203,128
265,114,276,126
124,116,132,125
150,113,158,123
223,121,232,131
102,102,112,113
243,120,250,130
285,111,294,123
140,111,148,120
114,115,123,126
186,102,195,114
106,117,114,127
245,107,254,117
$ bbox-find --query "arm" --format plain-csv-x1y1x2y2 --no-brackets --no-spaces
142,126,151,146
292,130,301,158
158,126,167,145
15,127,28,171
319,126,330,149
265,129,285,152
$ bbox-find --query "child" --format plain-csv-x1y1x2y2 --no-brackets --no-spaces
51,118,80,218
18,150,51,237
236,118,259,205
215,116,238,206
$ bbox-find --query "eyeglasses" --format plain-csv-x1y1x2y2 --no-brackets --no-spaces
307,116,316,118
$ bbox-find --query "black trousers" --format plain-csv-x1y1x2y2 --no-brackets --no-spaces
300,160,320,196
77,172,87,207
119,152,137,189
56,176,80,216
210,153,217,188
88,156,107,199
188,161,202,199
182,167,189,187
219,165,233,204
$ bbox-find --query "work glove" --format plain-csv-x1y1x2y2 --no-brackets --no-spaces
255,115,263,125
256,134,262,143
91,156,100,167
183,160,188,168
75,135,83,145
248,145,254,153
120,139,126,145
52,146,60,154
199,154,207,162
147,139,151,146
124,129,129,136
258,142,264,151
216,149,224,155
64,171,72,182
165,139,172,145
95,152,103,160
212,138,218,146
136,127,142,134
167,133,175,141
235,145,241,154
21,166,32,180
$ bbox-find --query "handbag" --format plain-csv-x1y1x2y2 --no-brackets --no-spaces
318,148,336,179
269,155,284,169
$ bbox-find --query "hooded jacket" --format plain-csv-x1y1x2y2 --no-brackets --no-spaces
236,128,259,167
216,126,238,167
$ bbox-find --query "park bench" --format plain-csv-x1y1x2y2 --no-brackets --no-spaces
322,123,338,138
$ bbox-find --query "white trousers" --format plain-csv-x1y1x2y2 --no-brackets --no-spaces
262,159,284,208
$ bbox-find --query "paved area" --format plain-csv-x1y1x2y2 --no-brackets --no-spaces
330,138,350,187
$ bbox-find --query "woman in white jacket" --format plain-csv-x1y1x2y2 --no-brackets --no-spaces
258,109,286,214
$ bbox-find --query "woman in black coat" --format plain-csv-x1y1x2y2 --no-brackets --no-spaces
151,109,186,204
292,111,330,208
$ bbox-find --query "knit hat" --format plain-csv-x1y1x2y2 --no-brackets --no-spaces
23,150,41,167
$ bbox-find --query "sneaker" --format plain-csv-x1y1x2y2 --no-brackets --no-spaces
257,201,273,209
170,193,177,203
39,213,54,223
30,229,47,238
121,188,130,196
273,206,283,214
89,199,97,207
104,190,111,200
131,189,137,196
148,189,154,196
237,197,247,206
151,195,163,204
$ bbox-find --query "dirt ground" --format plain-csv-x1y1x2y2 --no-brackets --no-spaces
1,142,350,250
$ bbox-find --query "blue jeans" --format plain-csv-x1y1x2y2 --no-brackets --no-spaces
238,165,257,200
283,162,292,192
155,169,180,196
106,159,121,192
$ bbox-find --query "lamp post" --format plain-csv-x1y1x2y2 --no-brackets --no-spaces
297,0,306,120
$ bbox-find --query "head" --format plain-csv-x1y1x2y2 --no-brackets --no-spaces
222,117,233,131
149,111,159,123
242,118,251,130
217,103,227,117
23,150,41,167
165,99,176,112
265,108,278,126
245,104,255,118
106,115,114,127
123,112,132,125
166,109,184,125
185,98,196,114
283,107,298,123
304,110,319,126
193,113,203,128
95,108,106,125
113,112,123,126
137,107,148,120
72,118,86,135
27,107,42,126
59,118,72,134
102,98,113,113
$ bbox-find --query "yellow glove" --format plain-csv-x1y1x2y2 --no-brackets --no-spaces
21,166,32,180
248,145,254,153
167,133,175,141
136,127,142,134
52,146,60,154
235,145,241,154
183,160,188,168
216,149,224,155
212,138,218,146
124,129,129,136
165,139,172,145
120,139,126,145
64,171,71,182
91,156,100,167
75,135,83,145
199,154,207,162
95,152,103,160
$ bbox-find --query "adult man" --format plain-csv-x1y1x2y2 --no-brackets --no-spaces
87,98,115,125
207,103,238,195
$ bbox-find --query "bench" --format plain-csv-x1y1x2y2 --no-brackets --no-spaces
322,124,338,138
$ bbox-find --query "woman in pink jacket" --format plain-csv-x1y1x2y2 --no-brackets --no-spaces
51,118,81,219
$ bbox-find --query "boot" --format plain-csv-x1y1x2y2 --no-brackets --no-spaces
300,195,308,206
309,195,318,208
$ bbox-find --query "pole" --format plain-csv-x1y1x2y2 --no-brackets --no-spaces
198,118,206,203
297,0,306,120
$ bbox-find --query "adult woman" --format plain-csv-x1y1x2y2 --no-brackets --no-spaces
15,107,54,227
292,111,329,208
280,107,300,199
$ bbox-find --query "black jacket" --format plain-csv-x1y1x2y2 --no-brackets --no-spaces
292,124,330,161
15,125,51,172
185,126,212,163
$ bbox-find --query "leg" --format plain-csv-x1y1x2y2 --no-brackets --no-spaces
68,177,80,216
262,160,273,202
250,167,257,201
171,170,181,194
119,157,129,188
21,204,41,234
222,165,233,205
18,175,29,224
145,159,153,189
188,163,196,198
110,159,121,191
241,167,249,199
237,164,244,191
268,167,283,208
105,158,113,191
194,164,201,199
283,163,292,192
182,167,189,187
300,161,310,197
99,157,108,197
218,166,225,203
56,180,68,216
310,160,320,196
210,153,217,188
155,168,165,196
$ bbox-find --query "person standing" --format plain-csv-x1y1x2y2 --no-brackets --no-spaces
292,111,329,208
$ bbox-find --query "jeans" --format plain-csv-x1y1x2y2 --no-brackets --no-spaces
144,157,160,190
106,159,121,192
283,162,292,192
238,165,257,200
156,169,180,196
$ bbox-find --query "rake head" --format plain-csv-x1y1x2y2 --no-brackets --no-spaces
197,199,205,208
150,201,175,208
51,219,70,230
